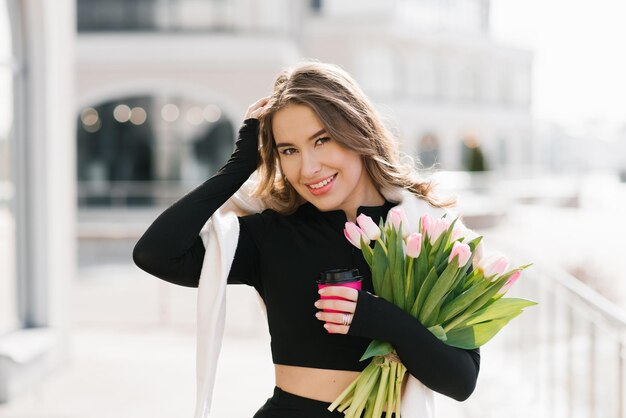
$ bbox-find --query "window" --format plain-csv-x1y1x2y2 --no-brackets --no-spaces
77,96,234,207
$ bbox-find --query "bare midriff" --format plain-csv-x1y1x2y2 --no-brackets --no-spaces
274,364,408,411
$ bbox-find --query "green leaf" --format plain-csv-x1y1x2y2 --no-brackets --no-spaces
440,271,514,332
437,279,491,324
418,259,459,325
362,240,373,266
404,258,415,313
457,272,510,318
466,236,483,252
371,243,388,295
425,303,442,327
427,325,448,341
413,250,427,300
392,225,405,310
411,265,438,318
445,316,520,349
387,226,397,304
381,268,393,301
462,268,481,291
463,298,538,326
360,339,394,361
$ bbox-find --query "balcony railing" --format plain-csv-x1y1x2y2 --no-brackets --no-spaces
482,238,626,418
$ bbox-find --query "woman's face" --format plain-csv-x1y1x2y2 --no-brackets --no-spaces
272,103,382,217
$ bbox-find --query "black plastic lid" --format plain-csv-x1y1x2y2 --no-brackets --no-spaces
317,268,362,284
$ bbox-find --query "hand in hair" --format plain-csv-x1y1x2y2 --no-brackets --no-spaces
245,96,271,120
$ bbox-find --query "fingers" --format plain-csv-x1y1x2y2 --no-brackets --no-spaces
317,285,359,302
323,322,350,335
245,96,271,120
316,298,355,313
315,286,359,335
315,290,380,335
315,311,353,335
316,310,353,325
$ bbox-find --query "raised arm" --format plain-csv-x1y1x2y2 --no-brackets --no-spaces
132,114,262,287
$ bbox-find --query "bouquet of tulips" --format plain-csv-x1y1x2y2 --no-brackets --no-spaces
327,208,536,417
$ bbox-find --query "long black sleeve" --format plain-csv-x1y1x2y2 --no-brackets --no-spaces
347,290,480,402
132,118,260,287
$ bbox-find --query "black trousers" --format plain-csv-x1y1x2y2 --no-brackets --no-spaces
253,386,398,418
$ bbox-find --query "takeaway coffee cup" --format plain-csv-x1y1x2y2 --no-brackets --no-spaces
317,268,363,315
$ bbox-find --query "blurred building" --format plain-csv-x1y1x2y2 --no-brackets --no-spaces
304,1,533,174
75,0,532,212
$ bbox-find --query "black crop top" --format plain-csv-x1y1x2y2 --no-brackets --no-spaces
133,118,480,401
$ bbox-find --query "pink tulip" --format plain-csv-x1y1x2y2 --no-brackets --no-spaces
429,217,452,245
404,233,422,258
344,222,370,249
386,207,409,238
420,214,433,237
448,241,471,267
356,214,381,241
498,271,522,294
477,253,510,280
449,220,484,268
450,227,464,242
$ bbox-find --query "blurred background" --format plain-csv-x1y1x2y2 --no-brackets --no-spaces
1,0,625,417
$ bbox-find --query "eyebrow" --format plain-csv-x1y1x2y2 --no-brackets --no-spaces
275,128,327,149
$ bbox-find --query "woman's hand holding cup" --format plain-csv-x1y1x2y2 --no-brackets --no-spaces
315,268,363,335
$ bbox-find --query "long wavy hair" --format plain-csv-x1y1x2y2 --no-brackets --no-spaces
251,59,456,214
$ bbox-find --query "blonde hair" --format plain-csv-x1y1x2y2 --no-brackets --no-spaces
252,59,456,214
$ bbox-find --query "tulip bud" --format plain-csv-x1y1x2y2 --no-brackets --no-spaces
477,253,510,281
449,220,484,268
356,214,381,241
420,214,433,237
450,227,464,242
404,233,422,258
344,222,370,249
498,271,522,294
448,241,471,267
429,217,451,245
386,207,409,238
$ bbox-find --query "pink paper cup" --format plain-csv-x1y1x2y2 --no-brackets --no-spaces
317,269,363,333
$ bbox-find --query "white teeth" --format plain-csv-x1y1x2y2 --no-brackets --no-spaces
308,174,335,189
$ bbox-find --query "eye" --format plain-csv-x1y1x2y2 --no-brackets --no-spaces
278,137,331,156
315,137,331,146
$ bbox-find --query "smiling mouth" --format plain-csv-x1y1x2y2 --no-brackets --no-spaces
306,173,337,189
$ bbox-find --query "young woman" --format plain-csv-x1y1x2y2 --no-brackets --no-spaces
133,60,480,418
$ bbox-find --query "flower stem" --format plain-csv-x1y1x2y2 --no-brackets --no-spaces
405,257,414,299
386,360,397,416
337,391,354,413
346,363,380,418
372,360,390,417
394,364,407,416
327,372,360,412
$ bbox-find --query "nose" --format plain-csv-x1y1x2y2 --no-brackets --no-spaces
300,150,322,180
